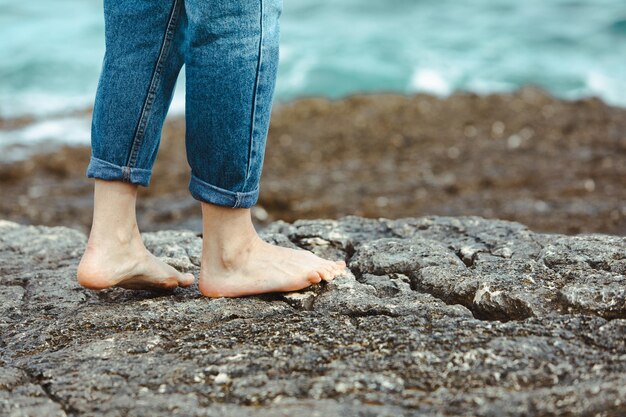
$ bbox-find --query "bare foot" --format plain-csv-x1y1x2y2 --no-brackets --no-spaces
78,179,194,291
77,237,195,291
199,233,347,298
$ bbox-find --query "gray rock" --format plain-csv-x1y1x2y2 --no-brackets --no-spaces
1,215,625,416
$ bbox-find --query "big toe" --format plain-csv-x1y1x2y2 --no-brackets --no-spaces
307,270,323,284
317,266,335,282
179,272,195,287
326,263,341,279
334,261,347,272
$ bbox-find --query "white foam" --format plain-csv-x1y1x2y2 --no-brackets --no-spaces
409,68,452,96
0,96,187,161
278,55,317,94
0,92,95,119
0,116,91,150
584,70,625,106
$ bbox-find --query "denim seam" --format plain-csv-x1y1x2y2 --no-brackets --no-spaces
192,173,259,198
242,0,264,193
190,174,259,208
124,0,182,177
91,156,153,173
87,156,152,185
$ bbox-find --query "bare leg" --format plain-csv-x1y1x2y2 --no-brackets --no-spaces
77,179,195,291
198,202,347,298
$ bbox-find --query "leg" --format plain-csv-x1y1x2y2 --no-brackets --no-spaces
183,0,346,297
77,180,194,290
87,0,186,183
78,0,193,290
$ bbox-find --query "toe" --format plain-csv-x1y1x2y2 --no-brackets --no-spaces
179,272,195,287
318,267,334,282
329,262,341,272
334,261,347,274
325,264,338,279
307,270,323,284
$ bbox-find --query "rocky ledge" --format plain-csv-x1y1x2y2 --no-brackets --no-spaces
1,215,625,416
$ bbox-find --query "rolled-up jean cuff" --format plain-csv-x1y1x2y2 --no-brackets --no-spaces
189,174,259,209
86,156,152,186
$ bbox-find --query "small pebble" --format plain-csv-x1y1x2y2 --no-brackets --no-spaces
214,372,231,385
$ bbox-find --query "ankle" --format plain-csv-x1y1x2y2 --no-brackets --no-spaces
88,179,142,247
201,202,263,267
203,231,261,270
87,223,143,249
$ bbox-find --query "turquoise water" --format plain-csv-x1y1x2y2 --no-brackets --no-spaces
1,0,625,120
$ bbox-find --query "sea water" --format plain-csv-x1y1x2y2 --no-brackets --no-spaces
1,0,625,147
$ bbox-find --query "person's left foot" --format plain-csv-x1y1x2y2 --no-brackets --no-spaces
199,233,346,298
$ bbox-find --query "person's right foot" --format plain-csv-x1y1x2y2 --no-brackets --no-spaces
77,238,195,291
199,233,347,298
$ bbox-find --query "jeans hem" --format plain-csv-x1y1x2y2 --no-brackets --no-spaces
189,174,259,209
86,156,152,186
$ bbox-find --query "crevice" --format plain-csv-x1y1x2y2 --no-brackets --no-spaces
21,366,79,417
350,264,365,283
449,243,514,269
584,259,615,273
528,233,547,250
349,259,489,321
407,271,419,292
281,295,317,312
39,381,77,417
527,233,548,262
540,254,626,320
554,290,626,320
539,258,583,317
281,278,335,312
343,241,357,264
408,270,533,322
258,292,311,311
452,247,478,267
350,243,535,322
343,309,400,318
408,270,479,317
0,324,7,354
539,258,564,280
285,230,357,264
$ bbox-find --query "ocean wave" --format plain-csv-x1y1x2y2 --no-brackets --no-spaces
409,69,452,96
0,92,186,160
1,0,625,129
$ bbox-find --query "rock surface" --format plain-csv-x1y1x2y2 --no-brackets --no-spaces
1,215,625,416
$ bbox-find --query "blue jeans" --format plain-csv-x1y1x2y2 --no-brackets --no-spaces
86,0,282,208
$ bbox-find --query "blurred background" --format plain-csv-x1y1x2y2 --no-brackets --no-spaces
1,0,625,235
